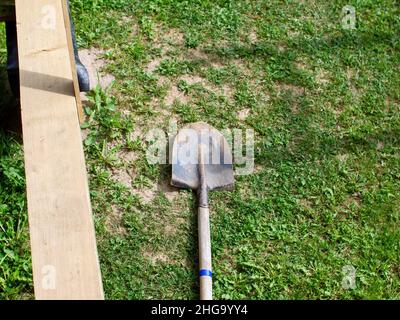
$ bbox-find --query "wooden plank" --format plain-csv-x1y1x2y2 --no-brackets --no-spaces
61,0,84,123
15,0,103,300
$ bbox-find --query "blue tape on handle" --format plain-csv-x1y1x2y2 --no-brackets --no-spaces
199,269,213,277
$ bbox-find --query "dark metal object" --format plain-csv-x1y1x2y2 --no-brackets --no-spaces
0,2,15,21
5,21,19,97
171,122,235,201
66,0,90,92
3,0,90,98
171,122,234,300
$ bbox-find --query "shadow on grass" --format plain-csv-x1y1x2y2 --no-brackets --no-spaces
204,30,399,167
0,64,21,134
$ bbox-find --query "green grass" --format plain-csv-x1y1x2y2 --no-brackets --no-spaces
1,0,399,299
0,22,33,299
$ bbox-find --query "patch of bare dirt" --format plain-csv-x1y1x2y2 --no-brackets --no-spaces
384,97,398,111
179,74,233,100
180,74,206,85
237,108,251,120
249,29,258,43
164,28,184,46
188,47,209,60
146,57,162,73
164,224,177,236
112,167,133,187
158,179,180,201
325,101,342,116
298,198,315,214
221,84,234,100
219,247,237,270
134,179,180,204
134,187,157,204
150,25,184,55
336,153,349,162
254,164,263,174
145,37,238,109
142,248,172,264
81,128,89,141
129,125,145,142
295,61,307,71
186,47,226,68
291,103,300,114
344,193,361,208
232,58,251,76
346,67,362,97
116,149,138,163
287,29,300,38
316,68,330,85
78,48,115,90
278,83,305,96
165,84,188,106
105,205,128,236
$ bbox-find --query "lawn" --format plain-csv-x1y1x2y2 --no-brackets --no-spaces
0,0,399,299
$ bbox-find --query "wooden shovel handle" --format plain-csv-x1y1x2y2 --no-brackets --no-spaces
198,206,212,300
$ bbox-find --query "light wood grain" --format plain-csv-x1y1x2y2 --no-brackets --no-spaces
198,207,212,300
15,0,103,300
61,0,84,123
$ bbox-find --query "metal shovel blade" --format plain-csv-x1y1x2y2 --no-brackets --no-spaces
171,122,234,191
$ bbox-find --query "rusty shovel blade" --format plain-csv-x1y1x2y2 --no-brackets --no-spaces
171,122,234,191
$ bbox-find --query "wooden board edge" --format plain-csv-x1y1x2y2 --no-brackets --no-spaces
61,0,84,124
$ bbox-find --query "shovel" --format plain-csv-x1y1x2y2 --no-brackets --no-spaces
171,122,234,300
